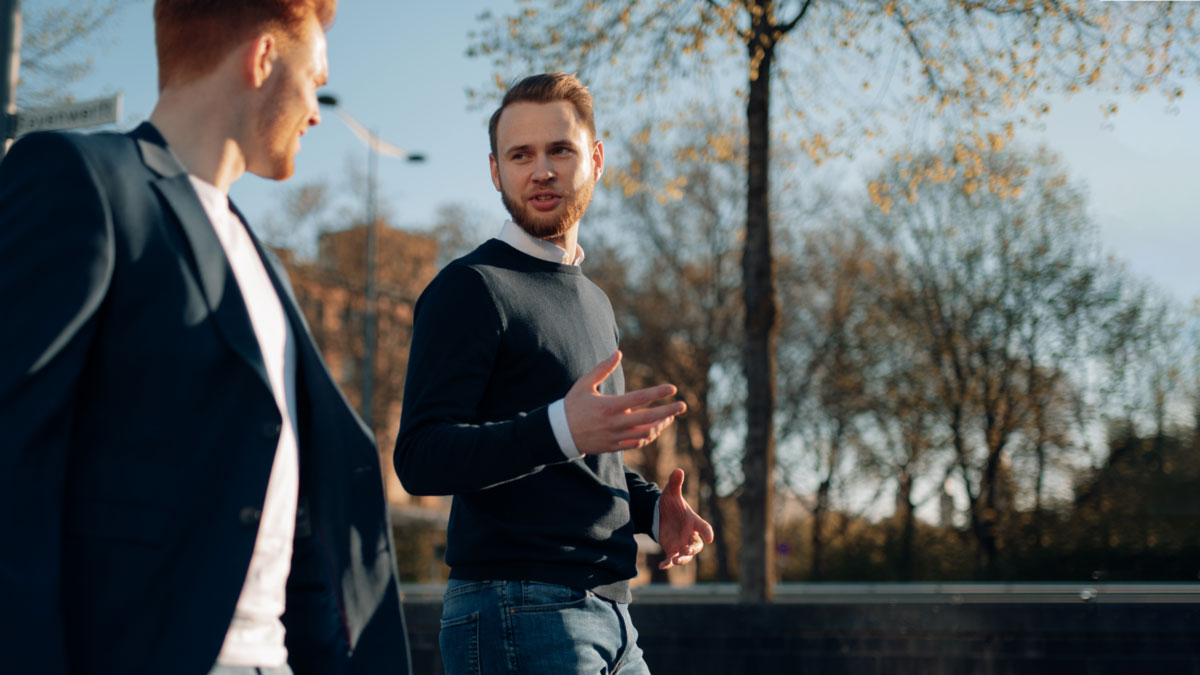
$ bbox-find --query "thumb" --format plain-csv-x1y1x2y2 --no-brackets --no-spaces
586,350,622,390
666,468,685,500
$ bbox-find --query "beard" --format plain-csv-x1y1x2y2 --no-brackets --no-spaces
500,177,594,240
252,82,298,181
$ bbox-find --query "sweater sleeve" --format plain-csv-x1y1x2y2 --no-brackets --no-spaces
624,467,662,535
394,263,568,496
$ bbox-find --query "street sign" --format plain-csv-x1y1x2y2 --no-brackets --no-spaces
11,93,121,137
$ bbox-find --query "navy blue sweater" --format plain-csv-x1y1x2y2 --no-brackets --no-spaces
394,239,660,602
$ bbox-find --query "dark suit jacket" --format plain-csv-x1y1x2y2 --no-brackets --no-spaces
0,123,411,675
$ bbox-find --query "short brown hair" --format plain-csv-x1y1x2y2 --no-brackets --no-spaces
488,72,596,157
154,0,336,90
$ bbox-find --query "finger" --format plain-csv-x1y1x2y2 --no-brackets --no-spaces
583,351,622,390
614,416,676,442
624,403,686,427
614,429,670,450
697,515,716,544
671,553,695,567
666,468,685,500
612,384,680,411
658,559,674,570
616,438,645,451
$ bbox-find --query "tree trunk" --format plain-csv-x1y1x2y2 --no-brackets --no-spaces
696,408,733,582
738,7,777,604
896,467,915,580
811,479,829,581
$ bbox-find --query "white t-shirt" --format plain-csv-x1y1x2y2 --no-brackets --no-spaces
190,176,300,668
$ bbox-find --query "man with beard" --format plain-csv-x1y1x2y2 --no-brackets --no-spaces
0,2,409,673
394,72,714,674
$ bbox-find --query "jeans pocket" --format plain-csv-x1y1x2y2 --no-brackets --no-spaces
508,586,606,673
439,611,481,675
510,582,590,614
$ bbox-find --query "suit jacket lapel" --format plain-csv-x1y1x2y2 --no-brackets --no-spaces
133,123,271,391
235,205,375,447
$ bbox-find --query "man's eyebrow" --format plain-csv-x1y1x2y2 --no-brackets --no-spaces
503,139,578,155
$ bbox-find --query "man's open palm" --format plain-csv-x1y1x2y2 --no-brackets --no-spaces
564,351,686,455
657,469,715,570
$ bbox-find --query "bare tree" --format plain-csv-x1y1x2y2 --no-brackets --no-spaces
588,111,747,580
16,0,132,106
861,146,1136,573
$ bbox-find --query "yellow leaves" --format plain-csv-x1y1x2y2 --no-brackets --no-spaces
987,133,1005,153
749,45,767,82
801,134,835,166
963,180,979,196
708,132,739,163
674,145,701,163
656,175,688,204
953,143,968,165
868,180,894,215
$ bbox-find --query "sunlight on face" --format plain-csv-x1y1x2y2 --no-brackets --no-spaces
251,16,328,181
490,100,603,241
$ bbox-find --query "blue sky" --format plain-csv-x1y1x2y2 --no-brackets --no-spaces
33,0,1200,305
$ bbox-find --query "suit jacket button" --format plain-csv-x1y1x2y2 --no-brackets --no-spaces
239,507,262,525
262,422,281,438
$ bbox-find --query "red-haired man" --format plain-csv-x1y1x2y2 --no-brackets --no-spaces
0,2,410,674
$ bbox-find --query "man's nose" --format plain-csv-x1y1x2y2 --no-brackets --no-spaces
532,155,555,182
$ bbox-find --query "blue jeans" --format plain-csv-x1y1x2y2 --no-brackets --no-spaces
440,579,650,675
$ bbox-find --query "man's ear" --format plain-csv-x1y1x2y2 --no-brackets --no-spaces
490,153,502,192
592,140,605,181
244,33,277,88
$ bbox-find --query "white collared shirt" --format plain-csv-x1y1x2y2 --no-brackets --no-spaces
190,176,299,668
496,218,585,266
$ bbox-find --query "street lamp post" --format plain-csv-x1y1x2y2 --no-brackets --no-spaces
317,93,424,430
1,0,22,156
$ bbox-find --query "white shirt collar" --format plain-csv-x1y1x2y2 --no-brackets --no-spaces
495,219,585,266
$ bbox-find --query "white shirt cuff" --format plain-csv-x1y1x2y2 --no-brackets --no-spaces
652,497,661,542
548,398,582,459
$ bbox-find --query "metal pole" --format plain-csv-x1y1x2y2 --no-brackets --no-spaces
0,0,22,156
362,135,378,429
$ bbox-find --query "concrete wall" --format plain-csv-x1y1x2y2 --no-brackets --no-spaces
398,584,1200,674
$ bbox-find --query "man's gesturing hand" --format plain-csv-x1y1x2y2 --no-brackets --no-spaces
657,469,715,570
565,351,686,456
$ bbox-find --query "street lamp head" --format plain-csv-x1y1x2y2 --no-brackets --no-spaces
406,153,426,163
317,93,339,107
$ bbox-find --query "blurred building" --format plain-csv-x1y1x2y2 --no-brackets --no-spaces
275,223,451,580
